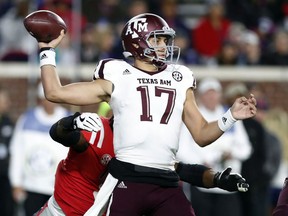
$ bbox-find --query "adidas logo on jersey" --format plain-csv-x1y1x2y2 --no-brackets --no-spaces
40,53,47,60
123,69,131,75
117,181,127,189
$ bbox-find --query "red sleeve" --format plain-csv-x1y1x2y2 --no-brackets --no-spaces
81,130,98,145
80,117,114,156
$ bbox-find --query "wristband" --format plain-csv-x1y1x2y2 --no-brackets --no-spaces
39,47,56,67
217,109,237,132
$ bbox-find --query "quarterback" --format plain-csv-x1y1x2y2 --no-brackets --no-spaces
37,13,256,215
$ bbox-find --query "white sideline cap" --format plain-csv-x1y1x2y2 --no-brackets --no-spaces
198,77,222,94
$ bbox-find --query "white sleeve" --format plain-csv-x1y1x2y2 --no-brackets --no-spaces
93,58,122,82
8,115,26,187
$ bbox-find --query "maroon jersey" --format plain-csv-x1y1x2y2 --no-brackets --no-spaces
54,117,114,215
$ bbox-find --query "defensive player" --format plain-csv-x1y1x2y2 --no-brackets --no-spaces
37,13,256,215
34,112,248,215
34,112,114,215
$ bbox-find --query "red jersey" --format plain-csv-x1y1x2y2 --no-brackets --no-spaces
193,18,231,57
54,117,114,215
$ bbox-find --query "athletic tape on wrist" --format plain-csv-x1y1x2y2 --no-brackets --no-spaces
217,109,237,132
39,48,56,67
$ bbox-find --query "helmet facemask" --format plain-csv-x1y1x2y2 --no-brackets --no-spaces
143,29,181,66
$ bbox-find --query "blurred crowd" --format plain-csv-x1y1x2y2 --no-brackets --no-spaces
1,0,288,67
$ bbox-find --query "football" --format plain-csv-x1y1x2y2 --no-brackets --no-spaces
23,10,67,43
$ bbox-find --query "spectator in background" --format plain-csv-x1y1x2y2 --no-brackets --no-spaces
126,0,149,18
252,89,288,215
226,22,247,47
217,40,239,65
224,0,278,53
55,30,77,66
262,108,288,214
82,22,119,61
40,0,87,41
111,0,150,60
224,0,279,30
159,0,190,37
174,31,200,65
8,83,71,216
224,82,276,216
0,0,37,61
159,0,199,64
80,22,117,63
40,0,87,65
238,30,262,65
224,0,259,30
94,22,117,60
80,24,99,63
177,78,251,216
192,0,231,65
255,15,276,54
261,28,288,66
0,87,14,216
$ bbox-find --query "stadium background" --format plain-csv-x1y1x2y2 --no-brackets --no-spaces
0,0,288,122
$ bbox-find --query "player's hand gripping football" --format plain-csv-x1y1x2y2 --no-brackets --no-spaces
230,94,257,120
38,29,65,49
214,167,249,192
73,113,102,133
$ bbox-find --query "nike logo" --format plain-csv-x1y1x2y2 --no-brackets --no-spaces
79,117,85,122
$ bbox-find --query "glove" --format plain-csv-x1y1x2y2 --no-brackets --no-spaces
73,112,102,132
214,167,249,192
61,112,81,130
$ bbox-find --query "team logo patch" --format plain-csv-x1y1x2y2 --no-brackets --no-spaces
101,154,112,165
172,71,183,82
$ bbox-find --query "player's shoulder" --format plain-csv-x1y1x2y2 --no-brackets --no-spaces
167,64,194,74
94,58,129,80
166,64,195,81
98,58,128,68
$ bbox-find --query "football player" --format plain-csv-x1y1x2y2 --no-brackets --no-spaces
34,112,248,216
37,13,256,215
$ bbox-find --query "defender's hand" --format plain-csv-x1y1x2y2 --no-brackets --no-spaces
73,113,102,132
214,167,249,192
